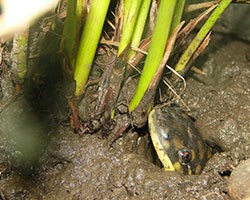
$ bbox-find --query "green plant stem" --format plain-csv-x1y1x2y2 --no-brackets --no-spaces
170,0,185,33
129,0,177,112
118,0,142,56
11,30,29,81
62,0,83,69
127,0,152,60
74,0,111,97
174,0,232,72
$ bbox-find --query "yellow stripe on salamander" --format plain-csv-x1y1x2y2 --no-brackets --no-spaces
148,109,175,171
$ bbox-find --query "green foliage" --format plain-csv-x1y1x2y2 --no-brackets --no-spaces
74,0,111,97
118,0,143,56
62,0,83,69
62,0,233,112
129,0,177,111
175,0,233,72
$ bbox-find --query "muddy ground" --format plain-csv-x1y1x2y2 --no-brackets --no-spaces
1,10,250,200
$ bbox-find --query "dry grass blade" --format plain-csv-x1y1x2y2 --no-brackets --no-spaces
100,36,151,78
183,31,211,73
148,21,185,90
162,66,190,110
130,22,185,127
128,37,151,64
176,4,216,48
190,66,208,76
186,1,218,12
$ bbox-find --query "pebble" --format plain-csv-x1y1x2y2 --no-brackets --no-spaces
228,159,250,200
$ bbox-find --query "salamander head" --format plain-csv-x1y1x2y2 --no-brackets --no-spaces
148,106,212,175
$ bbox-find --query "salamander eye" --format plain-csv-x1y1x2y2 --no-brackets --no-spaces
178,149,192,164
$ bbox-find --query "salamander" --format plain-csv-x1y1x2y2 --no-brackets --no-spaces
148,106,212,175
